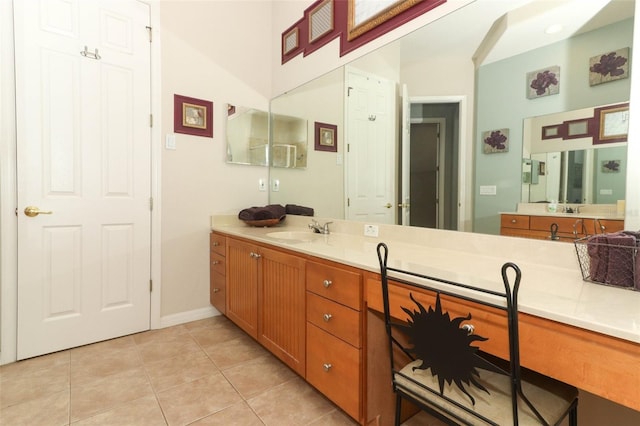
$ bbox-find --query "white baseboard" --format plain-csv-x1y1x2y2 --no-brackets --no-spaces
158,306,221,329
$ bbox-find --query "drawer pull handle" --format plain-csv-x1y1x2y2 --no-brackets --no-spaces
323,279,332,288
212,241,220,247
462,324,475,335
212,260,220,265
249,252,262,259
323,363,332,372
212,288,220,293
323,313,332,322
511,219,516,223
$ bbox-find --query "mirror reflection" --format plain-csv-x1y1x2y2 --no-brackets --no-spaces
269,0,635,235
226,105,269,166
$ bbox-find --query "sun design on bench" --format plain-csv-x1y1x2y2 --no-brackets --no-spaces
398,292,505,405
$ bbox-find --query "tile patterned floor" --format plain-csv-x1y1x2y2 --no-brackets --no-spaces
0,316,441,425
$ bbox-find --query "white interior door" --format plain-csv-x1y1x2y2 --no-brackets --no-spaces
15,0,152,360
401,84,410,225
345,68,395,224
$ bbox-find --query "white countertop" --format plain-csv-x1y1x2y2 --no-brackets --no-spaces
211,215,640,344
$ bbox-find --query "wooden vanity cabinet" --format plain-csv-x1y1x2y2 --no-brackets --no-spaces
500,213,624,241
305,260,363,422
225,237,306,376
209,232,226,314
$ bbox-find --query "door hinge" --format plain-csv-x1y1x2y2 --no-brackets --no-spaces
347,143,350,153
347,198,350,207
150,114,153,127
150,279,153,292
149,197,154,211
146,26,152,42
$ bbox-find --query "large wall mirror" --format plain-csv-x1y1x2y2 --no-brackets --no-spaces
269,0,635,235
227,104,309,168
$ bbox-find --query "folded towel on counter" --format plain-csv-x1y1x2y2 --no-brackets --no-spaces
587,234,609,283
605,233,636,288
285,204,314,216
587,231,639,288
238,204,286,222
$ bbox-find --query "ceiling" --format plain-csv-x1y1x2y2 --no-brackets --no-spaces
398,0,635,67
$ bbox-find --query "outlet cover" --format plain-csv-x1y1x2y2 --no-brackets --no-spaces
364,224,379,237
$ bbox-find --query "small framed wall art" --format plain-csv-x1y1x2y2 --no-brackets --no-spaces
174,94,213,138
314,121,338,152
589,47,630,86
526,66,560,99
482,128,509,154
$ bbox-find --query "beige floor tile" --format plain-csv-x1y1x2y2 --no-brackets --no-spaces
136,332,203,364
0,350,69,381
70,335,137,359
0,362,70,409
70,367,154,422
156,372,242,426
247,377,336,426
202,334,268,370
182,315,229,332
189,401,264,425
222,355,297,400
70,345,143,385
188,321,247,347
0,389,69,426
144,350,219,392
307,409,359,425
70,394,166,426
400,411,448,426
133,324,190,346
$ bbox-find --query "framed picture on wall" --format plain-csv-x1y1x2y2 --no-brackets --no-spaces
314,122,338,152
174,94,213,138
482,128,509,154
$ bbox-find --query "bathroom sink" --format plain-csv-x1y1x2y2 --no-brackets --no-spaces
266,231,321,242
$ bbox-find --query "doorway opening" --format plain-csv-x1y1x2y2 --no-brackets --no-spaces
402,101,460,230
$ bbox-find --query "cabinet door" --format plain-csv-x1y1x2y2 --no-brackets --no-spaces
258,246,306,376
226,238,259,339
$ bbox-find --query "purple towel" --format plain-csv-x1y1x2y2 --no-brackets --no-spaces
238,204,286,222
285,204,314,216
587,234,608,283
604,232,636,288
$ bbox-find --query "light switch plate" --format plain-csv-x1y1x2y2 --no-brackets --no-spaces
272,179,280,192
165,134,176,150
258,179,267,191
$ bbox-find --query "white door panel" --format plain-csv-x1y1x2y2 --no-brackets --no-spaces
346,69,395,224
15,0,151,359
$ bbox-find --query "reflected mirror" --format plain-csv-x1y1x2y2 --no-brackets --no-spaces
271,113,308,169
226,105,269,166
270,0,635,234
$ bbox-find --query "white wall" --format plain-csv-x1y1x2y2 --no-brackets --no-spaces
158,1,272,318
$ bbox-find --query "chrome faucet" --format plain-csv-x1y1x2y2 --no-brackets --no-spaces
308,219,332,234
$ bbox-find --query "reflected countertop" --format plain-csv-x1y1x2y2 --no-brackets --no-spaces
211,215,640,344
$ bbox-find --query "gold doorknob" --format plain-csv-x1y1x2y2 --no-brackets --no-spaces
24,206,53,217
384,203,392,208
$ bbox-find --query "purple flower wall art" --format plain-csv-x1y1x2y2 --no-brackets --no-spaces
526,66,560,99
601,159,621,173
482,128,509,154
589,47,629,86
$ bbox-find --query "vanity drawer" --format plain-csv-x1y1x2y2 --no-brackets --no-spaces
307,322,361,421
500,214,530,230
529,216,587,235
210,271,226,314
307,291,361,347
210,232,226,256
595,219,624,233
307,261,361,310
210,252,225,276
